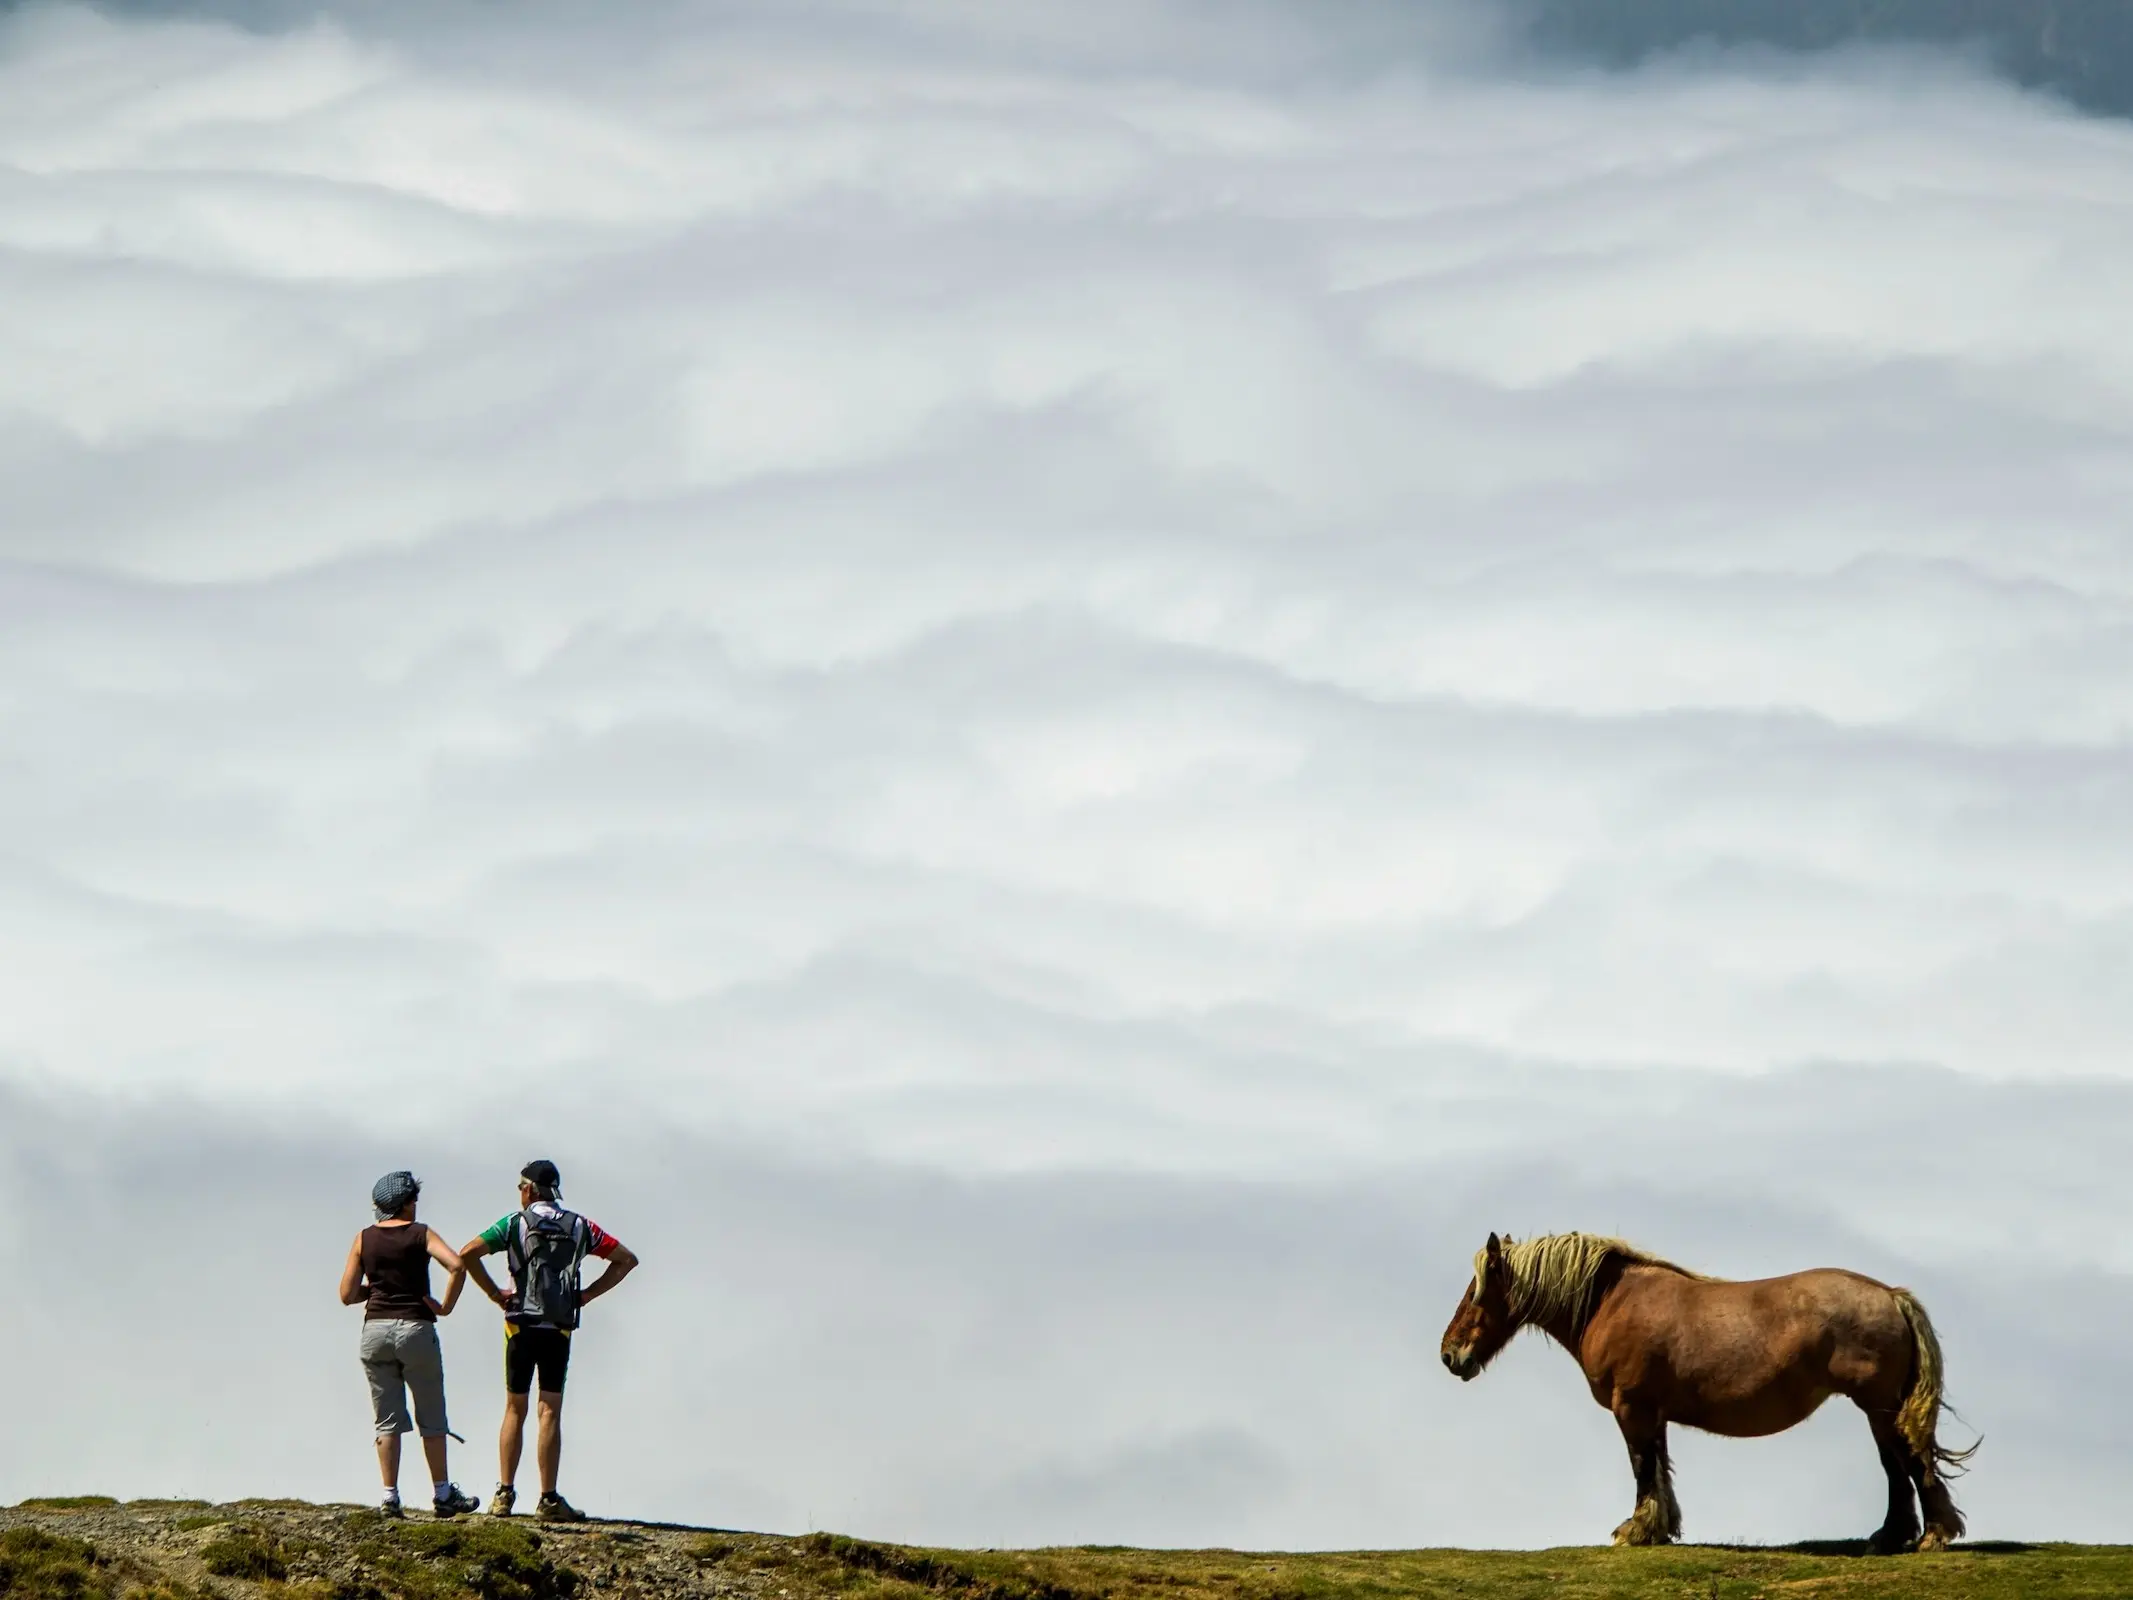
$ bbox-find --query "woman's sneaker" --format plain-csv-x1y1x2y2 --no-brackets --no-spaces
380,1494,406,1519
488,1485,517,1517
535,1492,587,1523
433,1485,481,1518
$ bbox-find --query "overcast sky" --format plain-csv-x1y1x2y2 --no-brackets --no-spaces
4,0,2132,1552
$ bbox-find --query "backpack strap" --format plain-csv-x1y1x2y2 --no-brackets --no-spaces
504,1209,530,1280
564,1212,591,1326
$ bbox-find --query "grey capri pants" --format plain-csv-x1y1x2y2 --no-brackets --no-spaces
360,1318,451,1440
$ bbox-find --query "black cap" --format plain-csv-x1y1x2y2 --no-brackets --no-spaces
520,1159,562,1198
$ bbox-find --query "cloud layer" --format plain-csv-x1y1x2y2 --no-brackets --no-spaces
4,0,2132,1547
7,1079,2133,1547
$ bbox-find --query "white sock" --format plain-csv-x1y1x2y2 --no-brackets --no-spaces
382,1488,400,1503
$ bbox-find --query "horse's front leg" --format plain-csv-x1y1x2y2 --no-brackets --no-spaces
1610,1408,1676,1546
1654,1428,1682,1540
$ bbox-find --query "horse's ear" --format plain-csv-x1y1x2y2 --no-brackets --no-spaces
1486,1231,1504,1262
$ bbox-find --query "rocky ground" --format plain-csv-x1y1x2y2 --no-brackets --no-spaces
0,1497,775,1600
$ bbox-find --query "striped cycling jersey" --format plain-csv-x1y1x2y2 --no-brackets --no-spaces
479,1202,622,1327
479,1202,622,1260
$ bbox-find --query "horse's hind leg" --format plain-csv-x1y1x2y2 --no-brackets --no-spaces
1610,1409,1677,1547
1911,1454,1964,1552
1865,1412,1921,1554
1862,1395,1961,1551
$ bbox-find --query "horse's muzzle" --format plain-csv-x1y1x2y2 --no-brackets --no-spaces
1442,1347,1478,1381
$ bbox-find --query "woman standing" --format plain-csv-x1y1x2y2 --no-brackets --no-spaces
338,1171,481,1517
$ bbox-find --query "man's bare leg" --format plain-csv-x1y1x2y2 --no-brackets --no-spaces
500,1393,530,1489
376,1434,402,1492
421,1434,450,1487
536,1392,563,1496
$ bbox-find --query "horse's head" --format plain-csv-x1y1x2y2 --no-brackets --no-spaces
1441,1231,1515,1381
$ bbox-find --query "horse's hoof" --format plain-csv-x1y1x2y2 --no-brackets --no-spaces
1916,1530,1952,1554
1866,1529,1918,1557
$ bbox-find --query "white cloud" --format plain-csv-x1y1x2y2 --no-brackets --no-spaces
7,0,2133,1105
2,0,2131,1546
2,1082,2128,1545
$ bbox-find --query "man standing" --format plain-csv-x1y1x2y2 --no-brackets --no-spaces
459,1159,639,1521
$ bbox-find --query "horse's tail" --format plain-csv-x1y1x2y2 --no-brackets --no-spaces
1893,1288,1979,1540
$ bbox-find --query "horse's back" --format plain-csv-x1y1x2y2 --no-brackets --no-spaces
1588,1265,1914,1435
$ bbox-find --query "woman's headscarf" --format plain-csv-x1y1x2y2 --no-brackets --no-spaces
371,1170,421,1220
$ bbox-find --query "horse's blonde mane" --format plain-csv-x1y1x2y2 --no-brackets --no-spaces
1476,1232,1711,1338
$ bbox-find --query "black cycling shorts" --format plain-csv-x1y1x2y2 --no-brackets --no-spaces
504,1324,572,1395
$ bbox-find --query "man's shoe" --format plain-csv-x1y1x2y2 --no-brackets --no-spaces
433,1485,481,1518
535,1492,587,1523
489,1485,517,1518
380,1495,406,1519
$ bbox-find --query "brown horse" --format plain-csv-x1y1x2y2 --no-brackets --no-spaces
1439,1232,1975,1552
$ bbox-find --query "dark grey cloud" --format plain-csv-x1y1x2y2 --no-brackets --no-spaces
1515,0,2133,119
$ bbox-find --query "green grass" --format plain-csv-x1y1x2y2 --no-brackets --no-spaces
6,1502,118,1515
200,1526,290,1582
760,1534,2133,1600
331,1519,581,1600
0,1527,110,1600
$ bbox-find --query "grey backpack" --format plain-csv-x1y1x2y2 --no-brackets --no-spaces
505,1207,592,1329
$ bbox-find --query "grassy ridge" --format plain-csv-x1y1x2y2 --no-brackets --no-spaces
783,1531,2133,1600
9,1501,2133,1600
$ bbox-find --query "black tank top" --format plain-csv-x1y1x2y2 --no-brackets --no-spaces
361,1223,436,1322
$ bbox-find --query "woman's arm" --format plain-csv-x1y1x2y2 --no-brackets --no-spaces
457,1236,512,1308
425,1227,467,1316
338,1234,368,1306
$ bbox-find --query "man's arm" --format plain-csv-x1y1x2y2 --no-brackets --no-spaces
577,1242,639,1308
338,1234,368,1306
457,1236,513,1309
